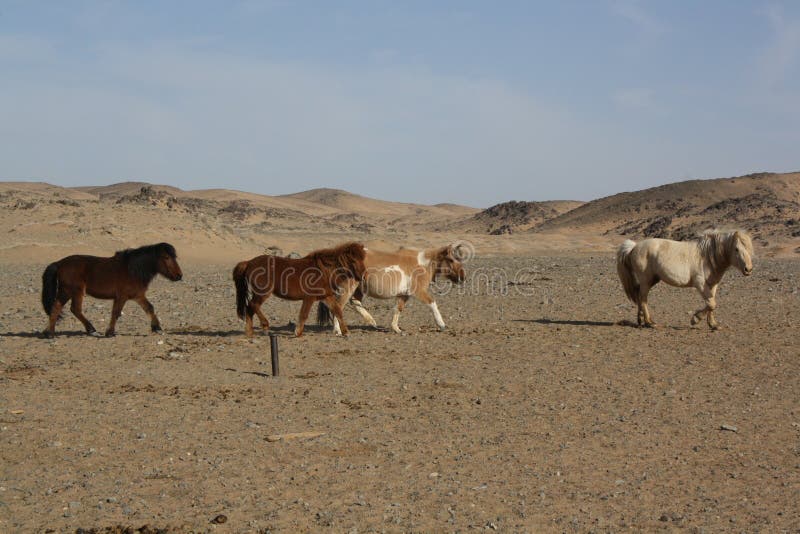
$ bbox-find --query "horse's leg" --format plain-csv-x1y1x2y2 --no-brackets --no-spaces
391,295,410,333
70,290,99,336
105,298,125,337
415,289,446,331
704,284,719,330
326,295,349,337
351,298,377,327
690,295,708,326
134,296,162,334
690,283,719,329
706,284,720,330
331,280,358,335
346,285,376,327
638,282,656,327
244,295,263,337
45,298,66,338
254,307,270,332
295,298,314,337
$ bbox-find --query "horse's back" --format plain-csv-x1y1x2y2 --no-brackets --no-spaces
364,248,419,270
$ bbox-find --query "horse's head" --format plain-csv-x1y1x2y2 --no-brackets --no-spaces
434,244,468,284
731,231,753,276
155,243,183,281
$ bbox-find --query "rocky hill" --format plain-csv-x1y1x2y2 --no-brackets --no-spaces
468,200,584,235
536,172,800,248
1,171,798,261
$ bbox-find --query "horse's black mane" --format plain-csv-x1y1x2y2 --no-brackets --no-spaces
115,242,177,284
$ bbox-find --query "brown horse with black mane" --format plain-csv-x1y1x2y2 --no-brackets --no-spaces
41,242,183,338
232,242,366,337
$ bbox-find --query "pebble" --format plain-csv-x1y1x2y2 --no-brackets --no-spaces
210,514,228,524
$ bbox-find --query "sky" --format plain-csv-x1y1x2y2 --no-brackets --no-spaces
0,1,798,207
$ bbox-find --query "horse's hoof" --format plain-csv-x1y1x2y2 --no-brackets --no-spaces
151,327,164,335
42,330,55,339
104,331,116,338
438,325,447,332
88,331,103,338
690,316,700,326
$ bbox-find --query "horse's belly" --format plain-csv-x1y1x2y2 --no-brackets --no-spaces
364,266,411,298
86,287,115,300
656,264,693,287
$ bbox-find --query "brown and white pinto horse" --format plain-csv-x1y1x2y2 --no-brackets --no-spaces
41,242,183,337
318,244,467,333
233,242,366,337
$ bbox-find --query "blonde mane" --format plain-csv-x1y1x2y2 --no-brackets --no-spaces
696,230,753,277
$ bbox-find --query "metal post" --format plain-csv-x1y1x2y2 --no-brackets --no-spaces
269,332,280,377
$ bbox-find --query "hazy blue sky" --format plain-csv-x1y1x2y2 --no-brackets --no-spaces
1,1,798,206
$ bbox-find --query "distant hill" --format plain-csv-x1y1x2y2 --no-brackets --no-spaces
280,187,478,219
1,172,798,261
537,171,800,247
467,200,584,234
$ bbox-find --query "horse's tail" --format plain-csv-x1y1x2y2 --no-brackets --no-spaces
41,261,60,315
233,261,250,320
317,301,333,326
616,239,639,303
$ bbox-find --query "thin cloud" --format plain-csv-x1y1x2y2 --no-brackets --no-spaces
613,87,657,111
612,0,666,36
759,4,800,88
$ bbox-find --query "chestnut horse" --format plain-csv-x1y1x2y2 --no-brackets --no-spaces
41,242,183,338
318,244,467,334
232,242,366,337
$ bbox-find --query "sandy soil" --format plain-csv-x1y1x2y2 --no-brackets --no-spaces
1,255,798,532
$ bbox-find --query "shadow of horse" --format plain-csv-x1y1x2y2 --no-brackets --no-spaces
0,330,94,338
167,322,385,338
514,319,619,327
515,318,694,331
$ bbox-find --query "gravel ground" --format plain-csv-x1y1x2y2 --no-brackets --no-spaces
1,256,798,532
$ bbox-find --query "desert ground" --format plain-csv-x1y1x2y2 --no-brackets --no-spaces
2,254,799,532
1,174,799,531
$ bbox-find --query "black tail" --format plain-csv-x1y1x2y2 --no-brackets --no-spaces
317,301,333,326
233,261,250,320
41,262,60,315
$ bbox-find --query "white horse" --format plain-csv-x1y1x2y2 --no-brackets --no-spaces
616,230,754,329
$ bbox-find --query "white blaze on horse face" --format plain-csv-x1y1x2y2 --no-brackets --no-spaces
429,301,446,330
